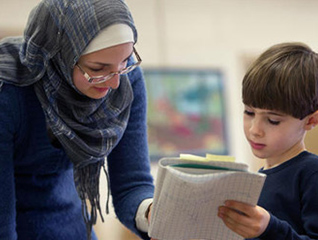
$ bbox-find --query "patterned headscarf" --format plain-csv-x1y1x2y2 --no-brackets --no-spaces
0,0,137,238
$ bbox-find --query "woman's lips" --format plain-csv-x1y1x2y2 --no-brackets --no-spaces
94,87,109,93
249,140,266,150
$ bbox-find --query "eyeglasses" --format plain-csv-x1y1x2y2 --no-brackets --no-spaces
76,47,142,84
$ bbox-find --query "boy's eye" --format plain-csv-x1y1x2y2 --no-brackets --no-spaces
268,119,280,125
244,110,254,116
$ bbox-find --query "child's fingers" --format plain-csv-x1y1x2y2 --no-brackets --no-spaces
218,205,250,226
220,214,256,238
218,203,270,238
218,206,260,238
224,200,254,215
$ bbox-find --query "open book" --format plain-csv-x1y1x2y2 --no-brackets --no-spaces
148,154,266,240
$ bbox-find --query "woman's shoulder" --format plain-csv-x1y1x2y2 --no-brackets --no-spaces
0,83,24,115
0,82,34,100
0,83,38,125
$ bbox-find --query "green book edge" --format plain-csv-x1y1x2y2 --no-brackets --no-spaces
171,163,246,172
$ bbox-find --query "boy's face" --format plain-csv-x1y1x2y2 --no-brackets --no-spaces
243,105,307,167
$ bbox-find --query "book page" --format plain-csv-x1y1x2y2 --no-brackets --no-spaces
180,153,235,162
160,157,249,172
205,153,235,162
149,158,266,240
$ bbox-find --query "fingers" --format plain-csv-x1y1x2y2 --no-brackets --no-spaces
224,200,254,215
218,205,253,238
218,204,251,228
147,203,153,223
218,200,270,238
220,214,254,238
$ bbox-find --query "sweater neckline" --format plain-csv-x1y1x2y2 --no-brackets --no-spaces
259,151,309,174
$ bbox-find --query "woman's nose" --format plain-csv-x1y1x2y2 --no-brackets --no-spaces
104,62,126,89
107,73,120,89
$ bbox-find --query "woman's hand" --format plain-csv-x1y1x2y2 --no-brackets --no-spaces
147,204,158,240
218,200,270,239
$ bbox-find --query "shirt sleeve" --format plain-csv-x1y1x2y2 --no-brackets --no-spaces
258,214,314,240
107,61,155,240
135,198,153,232
258,170,318,240
0,84,19,240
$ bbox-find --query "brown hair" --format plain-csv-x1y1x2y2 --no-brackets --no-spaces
242,42,318,119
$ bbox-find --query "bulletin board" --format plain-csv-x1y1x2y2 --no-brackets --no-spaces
144,68,228,161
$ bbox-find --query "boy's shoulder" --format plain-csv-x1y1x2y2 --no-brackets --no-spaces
264,151,318,175
299,151,318,161
295,151,318,175
294,151,318,188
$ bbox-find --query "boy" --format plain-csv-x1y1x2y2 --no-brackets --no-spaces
218,42,318,239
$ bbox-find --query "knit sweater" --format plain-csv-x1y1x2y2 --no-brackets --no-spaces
0,65,154,240
247,151,318,240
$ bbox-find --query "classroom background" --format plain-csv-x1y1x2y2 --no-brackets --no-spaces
1,0,318,239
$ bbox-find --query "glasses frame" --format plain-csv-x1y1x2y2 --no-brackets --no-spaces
76,47,142,84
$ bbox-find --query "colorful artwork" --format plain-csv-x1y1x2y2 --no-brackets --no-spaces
144,69,228,161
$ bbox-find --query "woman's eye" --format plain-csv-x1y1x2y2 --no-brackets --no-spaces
123,59,128,65
268,119,280,125
90,68,103,73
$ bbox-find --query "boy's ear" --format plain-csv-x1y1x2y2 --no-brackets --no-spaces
305,110,318,131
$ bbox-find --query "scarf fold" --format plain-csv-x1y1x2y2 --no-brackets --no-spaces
0,0,137,239
34,71,133,239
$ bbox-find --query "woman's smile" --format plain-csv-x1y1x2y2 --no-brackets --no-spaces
93,86,110,94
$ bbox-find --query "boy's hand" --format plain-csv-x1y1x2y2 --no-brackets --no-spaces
218,200,270,239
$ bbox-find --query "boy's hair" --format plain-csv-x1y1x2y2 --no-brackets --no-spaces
242,42,318,119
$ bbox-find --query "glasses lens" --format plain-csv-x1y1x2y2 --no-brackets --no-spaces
89,63,140,84
91,75,113,84
120,64,138,75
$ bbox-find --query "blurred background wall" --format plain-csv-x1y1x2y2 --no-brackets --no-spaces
1,0,318,239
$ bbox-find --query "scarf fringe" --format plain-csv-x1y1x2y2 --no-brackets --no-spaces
75,161,110,240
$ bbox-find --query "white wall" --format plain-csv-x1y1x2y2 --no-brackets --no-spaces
2,0,318,170
125,0,318,170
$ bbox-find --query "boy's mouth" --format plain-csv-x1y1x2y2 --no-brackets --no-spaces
249,140,266,150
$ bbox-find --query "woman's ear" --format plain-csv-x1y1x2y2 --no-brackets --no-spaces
305,110,318,131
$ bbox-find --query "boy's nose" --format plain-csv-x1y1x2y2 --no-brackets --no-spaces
250,120,264,137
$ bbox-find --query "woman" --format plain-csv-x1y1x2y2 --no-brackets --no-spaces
0,0,154,239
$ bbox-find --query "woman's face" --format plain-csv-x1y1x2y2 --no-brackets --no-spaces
72,42,134,99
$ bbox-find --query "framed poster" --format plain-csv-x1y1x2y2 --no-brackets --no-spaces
144,68,228,161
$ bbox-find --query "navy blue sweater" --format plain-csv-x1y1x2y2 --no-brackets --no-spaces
0,67,154,240
247,151,318,240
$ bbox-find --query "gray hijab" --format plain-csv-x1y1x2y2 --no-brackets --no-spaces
0,0,137,238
